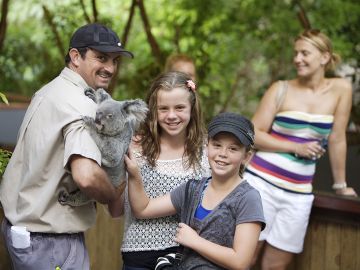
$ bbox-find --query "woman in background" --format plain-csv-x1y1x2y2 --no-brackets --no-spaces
245,29,357,270
165,53,196,81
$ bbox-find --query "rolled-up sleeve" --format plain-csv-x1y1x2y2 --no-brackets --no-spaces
63,119,101,169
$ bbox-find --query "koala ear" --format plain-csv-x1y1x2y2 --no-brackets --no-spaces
122,99,149,128
96,88,112,103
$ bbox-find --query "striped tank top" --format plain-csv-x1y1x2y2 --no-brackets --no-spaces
246,111,334,194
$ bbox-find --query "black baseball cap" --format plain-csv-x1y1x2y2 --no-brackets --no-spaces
69,23,134,58
208,112,255,147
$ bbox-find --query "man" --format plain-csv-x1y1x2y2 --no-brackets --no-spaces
0,23,132,269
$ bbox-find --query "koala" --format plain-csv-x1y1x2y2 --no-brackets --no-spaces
59,88,148,206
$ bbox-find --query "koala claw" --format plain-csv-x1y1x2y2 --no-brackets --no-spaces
58,190,69,205
82,116,95,128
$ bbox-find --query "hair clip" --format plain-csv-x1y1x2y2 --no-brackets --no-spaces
186,80,196,92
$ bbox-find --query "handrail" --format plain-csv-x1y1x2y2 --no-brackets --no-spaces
312,190,360,225
313,190,360,214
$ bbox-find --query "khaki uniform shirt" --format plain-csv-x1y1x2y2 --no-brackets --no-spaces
0,67,101,233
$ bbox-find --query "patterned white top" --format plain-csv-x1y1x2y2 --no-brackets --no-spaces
121,150,210,252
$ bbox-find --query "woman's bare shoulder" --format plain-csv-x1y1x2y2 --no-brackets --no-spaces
329,77,352,90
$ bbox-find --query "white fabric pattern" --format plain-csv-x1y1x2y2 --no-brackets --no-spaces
121,150,210,251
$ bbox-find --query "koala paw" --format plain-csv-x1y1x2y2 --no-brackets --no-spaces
58,190,70,205
85,88,97,103
82,115,94,126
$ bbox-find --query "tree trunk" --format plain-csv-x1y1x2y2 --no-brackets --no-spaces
292,0,311,29
92,0,98,22
79,0,91,23
42,5,65,57
137,0,163,65
0,0,10,52
220,68,248,113
108,0,137,93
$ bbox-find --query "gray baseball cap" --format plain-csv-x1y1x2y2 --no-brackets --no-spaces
208,112,255,146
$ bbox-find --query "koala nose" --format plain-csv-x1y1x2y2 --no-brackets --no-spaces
95,112,103,124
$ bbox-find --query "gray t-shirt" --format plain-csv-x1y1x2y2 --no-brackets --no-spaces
170,177,265,269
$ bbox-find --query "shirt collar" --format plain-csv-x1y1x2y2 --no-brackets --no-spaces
60,67,90,91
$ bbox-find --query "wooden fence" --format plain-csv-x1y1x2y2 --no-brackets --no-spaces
253,191,360,270
1,192,360,270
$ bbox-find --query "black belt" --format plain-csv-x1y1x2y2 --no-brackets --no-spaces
4,218,83,237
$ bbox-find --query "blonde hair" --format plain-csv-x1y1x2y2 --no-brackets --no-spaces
295,29,341,71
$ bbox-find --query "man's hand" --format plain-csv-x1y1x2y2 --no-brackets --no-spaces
115,181,127,199
108,181,127,217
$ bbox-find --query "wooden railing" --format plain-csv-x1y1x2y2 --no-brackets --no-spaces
1,192,360,270
253,191,360,270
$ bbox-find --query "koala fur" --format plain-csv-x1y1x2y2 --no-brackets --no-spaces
59,88,148,206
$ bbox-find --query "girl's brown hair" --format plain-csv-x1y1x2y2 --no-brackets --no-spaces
137,71,205,170
296,29,341,71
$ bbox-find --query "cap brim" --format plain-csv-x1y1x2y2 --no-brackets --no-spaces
89,45,134,58
208,126,252,147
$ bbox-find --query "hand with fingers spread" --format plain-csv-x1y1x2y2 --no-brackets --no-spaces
294,141,326,160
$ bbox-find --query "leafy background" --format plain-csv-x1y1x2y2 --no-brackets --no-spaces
0,0,359,123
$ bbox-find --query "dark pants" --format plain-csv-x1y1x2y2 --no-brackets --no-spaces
123,265,150,270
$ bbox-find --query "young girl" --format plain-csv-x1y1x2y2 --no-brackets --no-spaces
110,71,209,269
244,29,357,269
125,112,265,270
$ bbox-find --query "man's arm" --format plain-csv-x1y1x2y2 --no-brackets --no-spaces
70,155,120,204
108,181,127,217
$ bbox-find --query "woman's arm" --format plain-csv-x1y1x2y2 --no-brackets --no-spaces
175,222,261,270
253,81,324,158
125,149,177,218
328,79,357,196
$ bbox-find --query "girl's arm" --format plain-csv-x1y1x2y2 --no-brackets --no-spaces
328,79,357,196
253,81,323,158
175,222,261,270
125,149,177,218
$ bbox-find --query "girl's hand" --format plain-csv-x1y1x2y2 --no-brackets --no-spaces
174,223,199,248
124,147,141,181
295,141,326,160
335,187,358,197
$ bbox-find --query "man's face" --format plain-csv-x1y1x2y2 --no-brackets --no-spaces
73,48,121,89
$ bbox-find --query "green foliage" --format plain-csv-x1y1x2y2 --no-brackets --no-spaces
0,92,9,104
0,0,359,122
0,150,12,176
0,92,11,177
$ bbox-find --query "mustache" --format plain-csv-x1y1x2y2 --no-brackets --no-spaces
97,70,113,77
